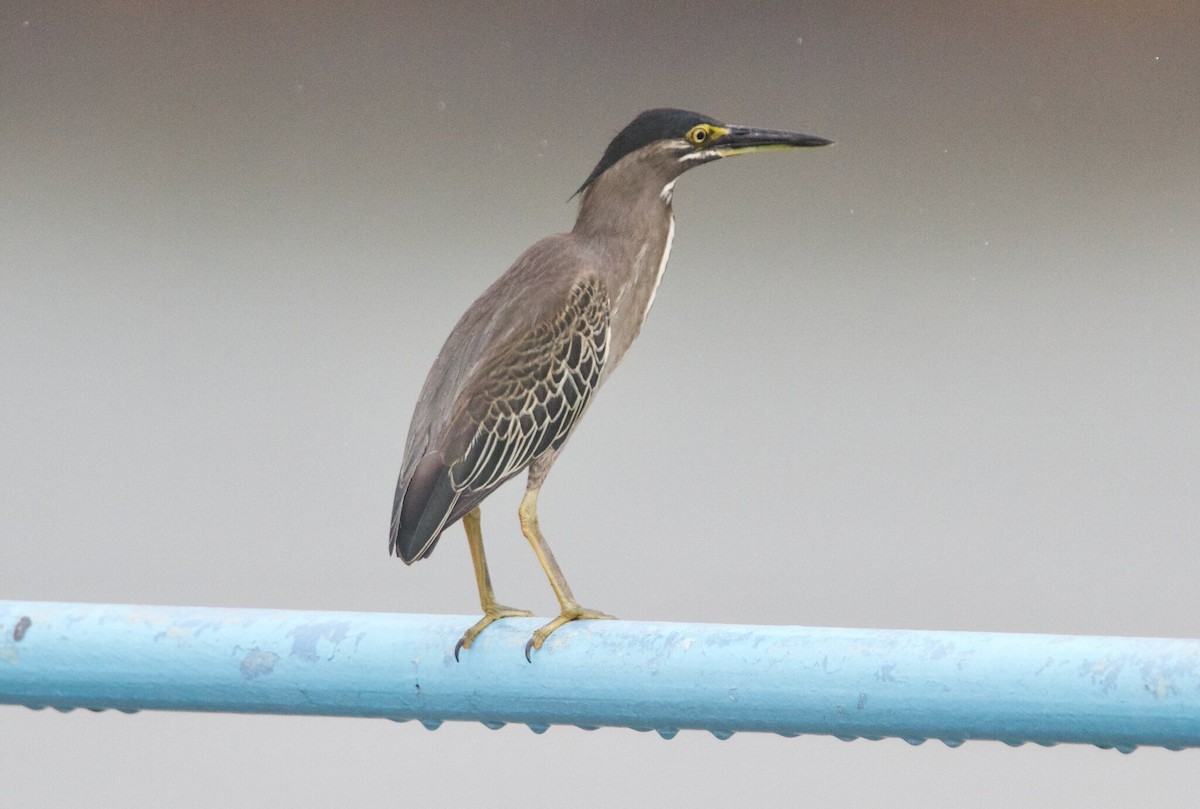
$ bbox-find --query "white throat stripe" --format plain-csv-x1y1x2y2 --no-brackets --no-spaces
642,215,674,324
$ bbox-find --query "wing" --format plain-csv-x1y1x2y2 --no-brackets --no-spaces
391,274,610,563
450,275,610,491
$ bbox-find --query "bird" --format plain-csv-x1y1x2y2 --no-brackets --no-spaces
390,108,831,660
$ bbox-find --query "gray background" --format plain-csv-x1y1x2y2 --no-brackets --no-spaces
3,1,1199,805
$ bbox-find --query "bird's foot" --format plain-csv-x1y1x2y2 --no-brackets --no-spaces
524,604,615,662
454,605,534,661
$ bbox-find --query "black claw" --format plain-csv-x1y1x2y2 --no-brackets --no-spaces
454,638,466,662
524,639,535,663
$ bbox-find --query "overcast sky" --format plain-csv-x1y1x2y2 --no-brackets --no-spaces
3,2,1199,806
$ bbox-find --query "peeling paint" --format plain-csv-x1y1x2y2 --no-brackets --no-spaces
13,616,31,642
153,625,191,643
287,621,350,663
1152,678,1171,700
239,649,280,680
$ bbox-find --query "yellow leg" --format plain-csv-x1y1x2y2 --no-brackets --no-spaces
454,507,532,660
518,487,614,660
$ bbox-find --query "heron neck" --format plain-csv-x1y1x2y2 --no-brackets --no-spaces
572,175,677,377
572,176,673,250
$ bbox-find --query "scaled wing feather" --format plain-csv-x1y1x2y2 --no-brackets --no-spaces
450,276,610,493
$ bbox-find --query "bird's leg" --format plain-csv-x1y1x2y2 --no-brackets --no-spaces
518,486,614,660
454,507,532,660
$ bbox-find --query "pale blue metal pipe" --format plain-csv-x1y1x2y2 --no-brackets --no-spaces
2,600,1198,751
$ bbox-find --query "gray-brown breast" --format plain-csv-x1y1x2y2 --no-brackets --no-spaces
390,236,611,562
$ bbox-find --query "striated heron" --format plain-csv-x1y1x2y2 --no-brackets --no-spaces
390,108,831,659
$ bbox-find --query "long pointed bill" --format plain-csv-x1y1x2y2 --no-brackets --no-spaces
711,125,833,156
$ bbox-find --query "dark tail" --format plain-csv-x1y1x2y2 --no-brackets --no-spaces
390,452,460,564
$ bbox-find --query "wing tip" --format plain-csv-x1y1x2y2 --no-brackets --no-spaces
390,453,459,564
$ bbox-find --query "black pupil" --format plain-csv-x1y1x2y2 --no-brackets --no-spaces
694,130,706,141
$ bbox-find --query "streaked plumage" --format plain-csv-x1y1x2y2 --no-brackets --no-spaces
390,108,831,658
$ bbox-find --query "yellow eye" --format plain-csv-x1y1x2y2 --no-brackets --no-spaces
686,125,712,146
